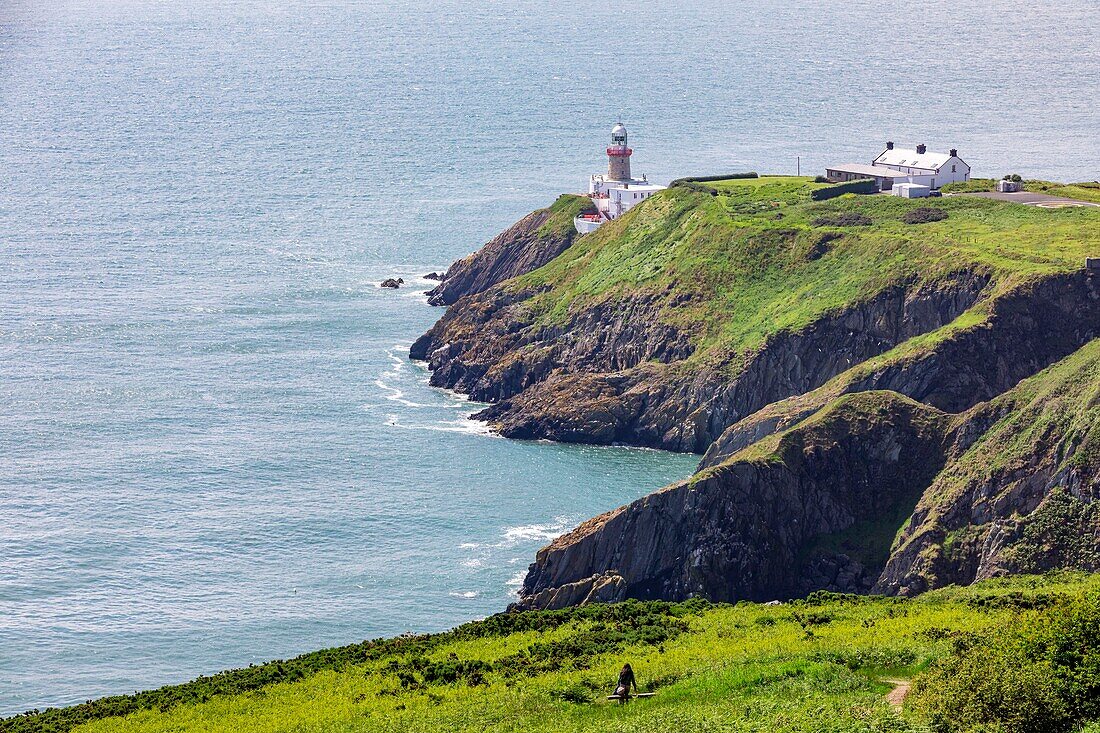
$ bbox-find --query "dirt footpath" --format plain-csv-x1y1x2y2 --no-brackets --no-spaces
884,678,911,709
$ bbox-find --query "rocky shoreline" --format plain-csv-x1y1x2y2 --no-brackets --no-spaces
413,181,1100,609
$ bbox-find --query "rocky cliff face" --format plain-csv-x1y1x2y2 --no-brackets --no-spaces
425,195,592,306
414,269,993,452
701,270,1100,467
874,340,1100,595
515,340,1100,609
414,181,1100,608
518,392,951,608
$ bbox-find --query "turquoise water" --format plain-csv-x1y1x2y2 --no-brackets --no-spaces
1,0,1097,716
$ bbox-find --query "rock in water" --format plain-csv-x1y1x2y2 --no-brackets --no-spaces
381,278,404,289
423,272,444,281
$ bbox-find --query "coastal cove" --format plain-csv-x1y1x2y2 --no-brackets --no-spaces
3,0,1100,721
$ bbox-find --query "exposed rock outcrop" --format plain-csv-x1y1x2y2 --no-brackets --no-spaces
515,392,951,608
425,195,592,306
517,340,1100,609
415,271,992,451
701,270,1100,467
874,340,1100,595
414,184,1100,609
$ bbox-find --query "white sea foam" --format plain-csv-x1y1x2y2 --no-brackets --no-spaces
391,418,496,436
501,518,571,545
448,591,479,599
505,570,527,587
372,379,429,408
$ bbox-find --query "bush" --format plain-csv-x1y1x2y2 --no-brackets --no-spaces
902,207,949,224
669,172,758,186
811,213,872,227
910,594,1100,733
810,179,878,200
1004,173,1024,182
911,651,1068,733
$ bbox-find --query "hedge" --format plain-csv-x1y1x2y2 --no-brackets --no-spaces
668,172,758,187
810,179,878,200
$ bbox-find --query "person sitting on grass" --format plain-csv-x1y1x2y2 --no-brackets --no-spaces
613,663,638,703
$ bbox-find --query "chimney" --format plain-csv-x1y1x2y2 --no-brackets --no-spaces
886,141,894,150
916,143,927,154
949,148,958,157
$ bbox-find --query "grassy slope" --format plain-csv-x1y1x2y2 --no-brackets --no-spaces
509,177,1098,375
942,178,1100,203
12,574,1097,733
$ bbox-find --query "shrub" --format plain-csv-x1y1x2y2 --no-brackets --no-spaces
902,207,949,224
811,213,872,227
1004,173,1024,182
910,594,1100,733
810,179,878,200
911,650,1068,733
669,172,758,186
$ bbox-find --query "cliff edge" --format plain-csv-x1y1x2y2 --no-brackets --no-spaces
413,176,1100,607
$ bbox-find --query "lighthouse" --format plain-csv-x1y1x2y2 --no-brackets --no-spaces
574,122,666,234
607,122,632,181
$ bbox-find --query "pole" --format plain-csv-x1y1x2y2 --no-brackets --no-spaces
797,156,800,176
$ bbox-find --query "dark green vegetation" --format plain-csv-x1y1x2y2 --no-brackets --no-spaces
911,592,1100,733
901,207,949,224
7,575,1100,733
811,212,873,227
809,178,878,199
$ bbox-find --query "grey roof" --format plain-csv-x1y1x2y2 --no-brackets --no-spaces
873,148,953,171
825,163,908,178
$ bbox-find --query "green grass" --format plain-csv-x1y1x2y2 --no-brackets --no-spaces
537,194,596,238
506,176,1099,374
9,574,1100,733
941,178,997,193
1023,180,1100,204
941,178,1100,203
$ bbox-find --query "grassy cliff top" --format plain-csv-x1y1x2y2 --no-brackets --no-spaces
9,573,1099,733
942,178,1100,203
510,176,1099,364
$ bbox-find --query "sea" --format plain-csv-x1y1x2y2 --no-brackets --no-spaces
1,0,1097,716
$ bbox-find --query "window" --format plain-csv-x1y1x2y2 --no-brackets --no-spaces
952,165,956,172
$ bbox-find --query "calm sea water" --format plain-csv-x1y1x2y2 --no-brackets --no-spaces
1,0,1097,715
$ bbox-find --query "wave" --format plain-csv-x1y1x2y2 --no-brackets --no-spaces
389,418,496,436
448,591,479,599
372,379,430,408
501,517,572,545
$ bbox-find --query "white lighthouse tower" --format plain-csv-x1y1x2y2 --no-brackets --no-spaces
574,122,666,234
607,122,632,181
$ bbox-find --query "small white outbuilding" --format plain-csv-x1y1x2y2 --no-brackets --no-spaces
893,183,931,199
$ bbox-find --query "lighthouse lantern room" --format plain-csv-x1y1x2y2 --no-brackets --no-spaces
575,122,666,234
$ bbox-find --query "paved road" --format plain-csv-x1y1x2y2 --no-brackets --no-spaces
957,191,1100,207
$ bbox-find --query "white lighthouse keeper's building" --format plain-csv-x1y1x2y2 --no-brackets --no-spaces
574,122,666,234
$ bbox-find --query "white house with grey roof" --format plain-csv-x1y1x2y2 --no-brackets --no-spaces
826,142,970,191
